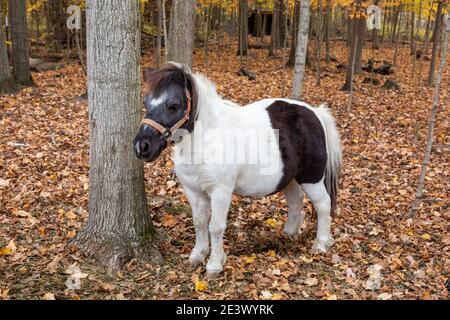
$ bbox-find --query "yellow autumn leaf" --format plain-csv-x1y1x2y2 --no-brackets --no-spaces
194,281,207,292
0,240,16,256
271,293,283,300
265,218,277,228
244,256,256,264
267,250,276,257
421,233,431,241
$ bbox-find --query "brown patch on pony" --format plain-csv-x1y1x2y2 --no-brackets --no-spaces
266,100,327,192
143,64,198,132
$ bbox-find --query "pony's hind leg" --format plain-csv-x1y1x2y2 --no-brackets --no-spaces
282,180,305,238
301,179,334,252
184,186,211,268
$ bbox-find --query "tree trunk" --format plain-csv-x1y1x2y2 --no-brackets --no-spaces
410,11,416,55
409,14,449,217
342,0,364,91
8,0,33,86
0,5,16,94
73,0,162,274
315,0,324,85
156,0,162,67
278,0,287,48
286,0,300,67
168,0,196,68
269,0,279,57
291,0,311,100
162,0,168,57
427,0,443,86
45,0,67,50
237,0,248,56
324,0,331,63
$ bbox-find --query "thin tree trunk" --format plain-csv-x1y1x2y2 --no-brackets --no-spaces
237,0,248,56
291,0,311,100
315,0,324,85
0,4,16,94
393,5,404,66
73,0,162,274
325,0,331,63
167,0,196,68
427,0,443,86
162,0,168,57
409,14,449,217
204,0,213,66
8,0,33,86
269,0,279,57
156,0,162,67
286,0,300,67
342,0,364,91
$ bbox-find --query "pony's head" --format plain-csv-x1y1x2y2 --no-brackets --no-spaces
133,62,197,162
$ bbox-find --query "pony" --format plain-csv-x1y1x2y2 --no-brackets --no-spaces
133,62,342,278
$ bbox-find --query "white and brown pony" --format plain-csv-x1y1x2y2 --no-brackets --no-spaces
133,63,342,277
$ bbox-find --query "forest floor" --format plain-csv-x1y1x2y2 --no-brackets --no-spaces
0,40,449,300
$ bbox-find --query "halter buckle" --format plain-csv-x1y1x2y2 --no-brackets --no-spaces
162,129,172,140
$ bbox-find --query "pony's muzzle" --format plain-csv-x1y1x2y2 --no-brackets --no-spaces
135,138,151,158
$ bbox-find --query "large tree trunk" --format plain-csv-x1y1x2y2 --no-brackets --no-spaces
237,0,248,56
8,0,33,86
427,0,443,86
291,0,311,100
168,0,196,68
73,0,162,274
0,22,13,91
0,5,16,94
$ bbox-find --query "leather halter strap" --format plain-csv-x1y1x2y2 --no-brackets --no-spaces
141,89,192,141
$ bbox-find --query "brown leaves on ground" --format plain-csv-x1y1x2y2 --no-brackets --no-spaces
0,41,449,300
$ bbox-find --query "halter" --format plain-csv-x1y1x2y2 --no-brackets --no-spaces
141,88,192,141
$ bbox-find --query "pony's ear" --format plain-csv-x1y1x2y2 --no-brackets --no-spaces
143,68,156,82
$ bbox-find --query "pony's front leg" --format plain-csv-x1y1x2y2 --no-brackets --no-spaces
183,187,211,268
206,187,232,278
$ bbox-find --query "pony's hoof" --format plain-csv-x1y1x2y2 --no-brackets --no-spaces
283,227,301,238
205,271,221,280
312,237,334,253
206,260,224,277
189,251,207,268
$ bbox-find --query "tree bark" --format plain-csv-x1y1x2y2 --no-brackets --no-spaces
427,0,443,86
0,4,16,93
156,0,162,67
8,0,33,86
291,0,311,100
168,0,196,68
409,14,449,217
324,0,332,63
342,0,365,91
286,0,300,67
73,0,162,274
237,0,248,56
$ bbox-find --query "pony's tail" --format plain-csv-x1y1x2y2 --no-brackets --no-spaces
316,104,342,216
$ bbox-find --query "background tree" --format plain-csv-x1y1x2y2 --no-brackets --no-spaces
168,0,196,68
8,0,33,86
342,0,366,91
427,0,443,86
73,0,162,273
237,0,249,56
0,2,16,94
292,0,311,99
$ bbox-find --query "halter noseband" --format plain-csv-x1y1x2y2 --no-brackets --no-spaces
141,88,192,141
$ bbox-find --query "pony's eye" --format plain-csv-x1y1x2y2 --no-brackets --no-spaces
168,104,180,112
